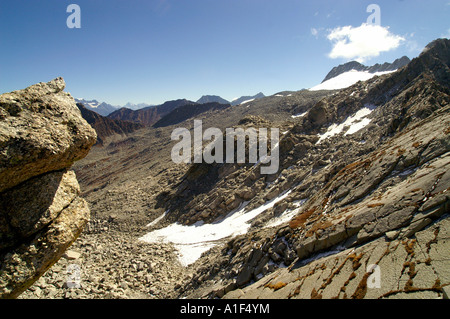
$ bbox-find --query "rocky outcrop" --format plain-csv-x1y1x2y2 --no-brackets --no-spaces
0,78,96,298
197,95,230,105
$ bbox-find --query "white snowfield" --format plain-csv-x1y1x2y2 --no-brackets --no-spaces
309,70,395,91
77,98,100,108
139,190,292,266
291,112,308,119
317,107,374,144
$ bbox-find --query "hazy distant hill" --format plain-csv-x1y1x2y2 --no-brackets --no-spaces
197,95,230,105
108,99,197,126
77,103,144,145
75,98,118,116
231,92,265,106
322,56,410,83
153,102,230,128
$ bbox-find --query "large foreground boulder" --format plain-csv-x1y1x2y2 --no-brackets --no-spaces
0,77,96,193
0,78,96,298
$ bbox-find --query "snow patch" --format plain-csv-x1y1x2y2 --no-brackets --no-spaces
317,107,373,144
345,117,372,136
139,190,292,266
291,112,308,119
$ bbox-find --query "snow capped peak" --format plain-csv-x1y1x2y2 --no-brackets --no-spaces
316,106,374,144
309,70,395,91
310,56,410,92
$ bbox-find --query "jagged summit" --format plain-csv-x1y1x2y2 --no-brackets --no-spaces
322,56,411,83
0,78,96,298
75,98,118,117
310,55,412,92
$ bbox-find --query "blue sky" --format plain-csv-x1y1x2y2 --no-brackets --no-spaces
0,0,449,106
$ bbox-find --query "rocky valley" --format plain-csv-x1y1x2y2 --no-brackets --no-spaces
1,39,449,300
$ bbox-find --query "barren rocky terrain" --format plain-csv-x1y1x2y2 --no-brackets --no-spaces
8,39,450,300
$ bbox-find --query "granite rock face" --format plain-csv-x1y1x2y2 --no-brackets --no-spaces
0,77,96,193
0,78,96,298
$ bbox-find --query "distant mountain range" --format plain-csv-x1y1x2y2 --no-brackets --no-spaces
123,102,155,110
77,98,231,143
76,103,144,146
195,93,266,106
108,99,197,126
77,56,410,130
196,95,230,105
76,92,266,118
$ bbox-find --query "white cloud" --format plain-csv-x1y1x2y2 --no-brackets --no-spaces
327,23,405,63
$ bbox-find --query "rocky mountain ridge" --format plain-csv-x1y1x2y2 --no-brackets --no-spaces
76,103,145,146
75,98,119,117
108,99,197,126
11,38,450,300
322,56,411,83
196,95,230,105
